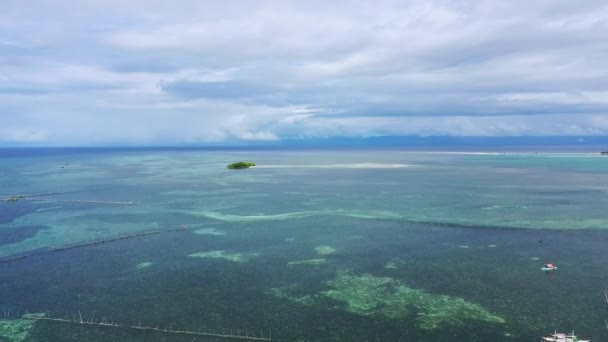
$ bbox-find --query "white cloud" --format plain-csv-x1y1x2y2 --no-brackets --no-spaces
1,1,608,145
276,114,608,138
0,127,48,143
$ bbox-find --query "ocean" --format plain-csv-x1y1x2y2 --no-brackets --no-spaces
1,147,607,341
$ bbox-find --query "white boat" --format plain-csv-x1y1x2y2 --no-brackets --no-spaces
541,263,557,271
541,331,590,342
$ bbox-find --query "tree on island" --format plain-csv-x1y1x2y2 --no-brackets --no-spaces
227,162,256,169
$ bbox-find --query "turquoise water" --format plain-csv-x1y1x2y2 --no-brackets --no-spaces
1,148,608,341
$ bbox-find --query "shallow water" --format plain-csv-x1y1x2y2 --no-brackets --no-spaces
1,148,607,341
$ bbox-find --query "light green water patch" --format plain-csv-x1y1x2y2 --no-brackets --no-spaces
184,208,608,230
158,190,208,197
416,215,608,230
284,237,296,242
0,203,172,258
255,163,415,169
322,273,505,330
384,259,408,269
401,212,608,231
223,193,271,200
268,287,317,306
188,209,402,222
0,219,161,258
20,168,108,184
136,261,153,269
194,228,226,236
314,245,336,255
189,250,256,263
282,191,317,196
210,179,230,186
288,258,327,266
481,204,529,210
219,173,278,185
0,313,45,342
385,261,399,269
271,272,504,331
34,205,63,212
517,218,608,230
4,200,167,227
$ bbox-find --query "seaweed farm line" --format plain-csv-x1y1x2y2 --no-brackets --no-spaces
1,188,135,205
1,188,110,200
2,197,136,205
8,311,272,341
605,287,608,332
0,226,189,263
54,199,136,205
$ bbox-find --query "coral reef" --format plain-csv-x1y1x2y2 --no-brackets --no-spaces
136,261,153,269
0,313,45,342
288,258,326,266
270,272,504,330
189,250,256,263
194,228,226,236
314,246,336,255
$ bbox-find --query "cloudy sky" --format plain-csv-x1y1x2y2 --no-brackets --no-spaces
1,0,608,146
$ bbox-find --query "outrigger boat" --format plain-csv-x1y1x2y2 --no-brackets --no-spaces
541,331,589,342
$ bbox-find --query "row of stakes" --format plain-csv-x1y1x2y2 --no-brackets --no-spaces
604,288,608,331
3,310,272,341
4,287,608,339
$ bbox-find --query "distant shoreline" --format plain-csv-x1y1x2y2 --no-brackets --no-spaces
0,144,606,155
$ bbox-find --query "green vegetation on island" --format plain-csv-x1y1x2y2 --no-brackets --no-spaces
227,161,256,169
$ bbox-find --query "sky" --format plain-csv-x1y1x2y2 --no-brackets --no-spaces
1,0,608,146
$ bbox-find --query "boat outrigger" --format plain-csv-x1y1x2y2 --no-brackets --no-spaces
541,263,557,271
541,331,589,342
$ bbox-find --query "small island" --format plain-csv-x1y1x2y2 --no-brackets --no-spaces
601,151,608,155
227,161,256,169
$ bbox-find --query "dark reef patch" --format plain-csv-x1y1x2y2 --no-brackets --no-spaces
0,202,39,224
0,225,51,246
